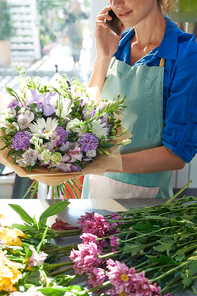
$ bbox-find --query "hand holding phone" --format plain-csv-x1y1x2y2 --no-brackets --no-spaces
106,10,123,35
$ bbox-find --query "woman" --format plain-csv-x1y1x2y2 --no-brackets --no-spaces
82,0,197,199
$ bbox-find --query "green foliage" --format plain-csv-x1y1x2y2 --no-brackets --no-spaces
0,0,15,40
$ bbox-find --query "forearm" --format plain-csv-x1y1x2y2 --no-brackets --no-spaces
88,56,111,92
107,146,186,174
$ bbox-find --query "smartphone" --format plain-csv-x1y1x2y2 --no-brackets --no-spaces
106,10,123,35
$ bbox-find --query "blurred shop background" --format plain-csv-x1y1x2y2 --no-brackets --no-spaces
0,0,196,198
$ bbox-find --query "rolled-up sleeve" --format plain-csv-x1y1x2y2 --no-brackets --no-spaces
162,38,197,163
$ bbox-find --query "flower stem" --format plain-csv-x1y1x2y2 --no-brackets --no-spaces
150,262,188,282
49,266,73,276
164,180,192,205
50,261,73,270
88,280,111,292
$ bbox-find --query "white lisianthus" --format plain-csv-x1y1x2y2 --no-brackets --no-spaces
91,119,108,139
121,139,131,146
86,150,97,158
66,118,86,136
40,149,52,164
51,152,62,164
29,118,58,139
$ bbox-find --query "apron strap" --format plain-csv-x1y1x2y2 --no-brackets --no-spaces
159,58,165,67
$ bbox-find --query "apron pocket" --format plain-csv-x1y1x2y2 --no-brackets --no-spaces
89,175,159,199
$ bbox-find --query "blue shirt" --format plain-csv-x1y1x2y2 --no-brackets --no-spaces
114,16,197,163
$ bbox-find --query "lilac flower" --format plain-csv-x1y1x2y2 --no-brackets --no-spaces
11,131,32,151
28,245,48,266
79,132,99,153
70,242,103,275
55,126,68,145
87,267,105,291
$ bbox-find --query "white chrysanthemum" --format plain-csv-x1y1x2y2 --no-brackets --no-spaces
91,119,108,139
29,118,58,139
66,118,86,136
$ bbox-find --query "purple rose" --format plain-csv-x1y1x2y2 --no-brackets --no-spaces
11,131,32,151
78,132,99,153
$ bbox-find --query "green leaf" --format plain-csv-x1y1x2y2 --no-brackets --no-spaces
150,255,177,265
10,224,28,232
175,250,185,262
132,221,154,232
25,270,43,285
188,261,197,277
154,240,175,256
8,204,34,225
38,286,89,296
181,271,193,289
22,242,32,258
123,242,144,256
39,200,70,223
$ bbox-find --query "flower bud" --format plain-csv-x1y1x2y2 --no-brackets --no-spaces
121,139,131,146
121,128,128,135
109,136,119,141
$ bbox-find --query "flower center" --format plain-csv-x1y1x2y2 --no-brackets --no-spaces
120,291,127,296
121,274,129,282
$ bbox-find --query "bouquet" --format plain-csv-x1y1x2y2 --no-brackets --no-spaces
0,67,131,186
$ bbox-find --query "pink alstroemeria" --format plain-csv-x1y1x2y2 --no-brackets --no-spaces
69,147,83,162
28,245,48,267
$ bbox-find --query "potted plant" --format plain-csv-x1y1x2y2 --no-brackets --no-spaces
0,0,15,65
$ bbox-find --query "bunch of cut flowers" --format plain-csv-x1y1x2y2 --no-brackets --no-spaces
0,66,131,187
2,182,197,296
0,200,88,296
68,181,197,296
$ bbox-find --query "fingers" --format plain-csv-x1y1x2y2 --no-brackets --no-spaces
96,6,112,29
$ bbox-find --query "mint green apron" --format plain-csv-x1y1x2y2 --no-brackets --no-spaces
82,57,173,199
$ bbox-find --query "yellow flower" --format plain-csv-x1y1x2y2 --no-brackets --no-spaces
0,252,23,292
0,227,26,247
0,214,5,226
